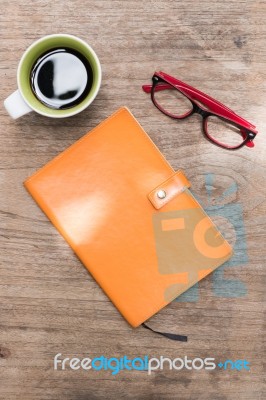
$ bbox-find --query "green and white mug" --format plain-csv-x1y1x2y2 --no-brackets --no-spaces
4,34,101,119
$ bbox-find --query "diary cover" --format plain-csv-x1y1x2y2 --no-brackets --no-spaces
24,107,232,327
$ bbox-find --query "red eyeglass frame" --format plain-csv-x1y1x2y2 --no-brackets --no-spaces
142,71,258,149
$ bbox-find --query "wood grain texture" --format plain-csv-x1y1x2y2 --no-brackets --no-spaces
0,1,265,399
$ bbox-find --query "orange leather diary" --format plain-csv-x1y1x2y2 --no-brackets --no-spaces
24,107,232,328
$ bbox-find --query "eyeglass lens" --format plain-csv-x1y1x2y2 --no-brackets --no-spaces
205,116,246,148
152,85,193,118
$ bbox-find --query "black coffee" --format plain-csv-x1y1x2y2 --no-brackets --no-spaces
30,47,93,109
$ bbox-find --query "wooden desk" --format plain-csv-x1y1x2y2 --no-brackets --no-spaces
0,1,265,399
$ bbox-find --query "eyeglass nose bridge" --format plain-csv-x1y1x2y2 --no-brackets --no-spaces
193,103,210,118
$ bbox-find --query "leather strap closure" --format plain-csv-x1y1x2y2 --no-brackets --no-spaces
148,170,191,210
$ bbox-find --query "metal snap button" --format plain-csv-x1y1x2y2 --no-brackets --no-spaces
157,189,166,199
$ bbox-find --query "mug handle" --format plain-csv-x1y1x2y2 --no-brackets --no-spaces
4,90,33,119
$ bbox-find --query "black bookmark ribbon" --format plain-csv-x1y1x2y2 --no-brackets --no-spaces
142,323,187,342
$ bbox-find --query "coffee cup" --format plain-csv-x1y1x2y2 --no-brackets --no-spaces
4,34,101,119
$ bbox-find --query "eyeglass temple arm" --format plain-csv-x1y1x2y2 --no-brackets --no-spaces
143,84,170,93
142,82,257,133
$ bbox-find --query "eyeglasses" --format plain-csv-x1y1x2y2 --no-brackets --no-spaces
142,71,258,150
